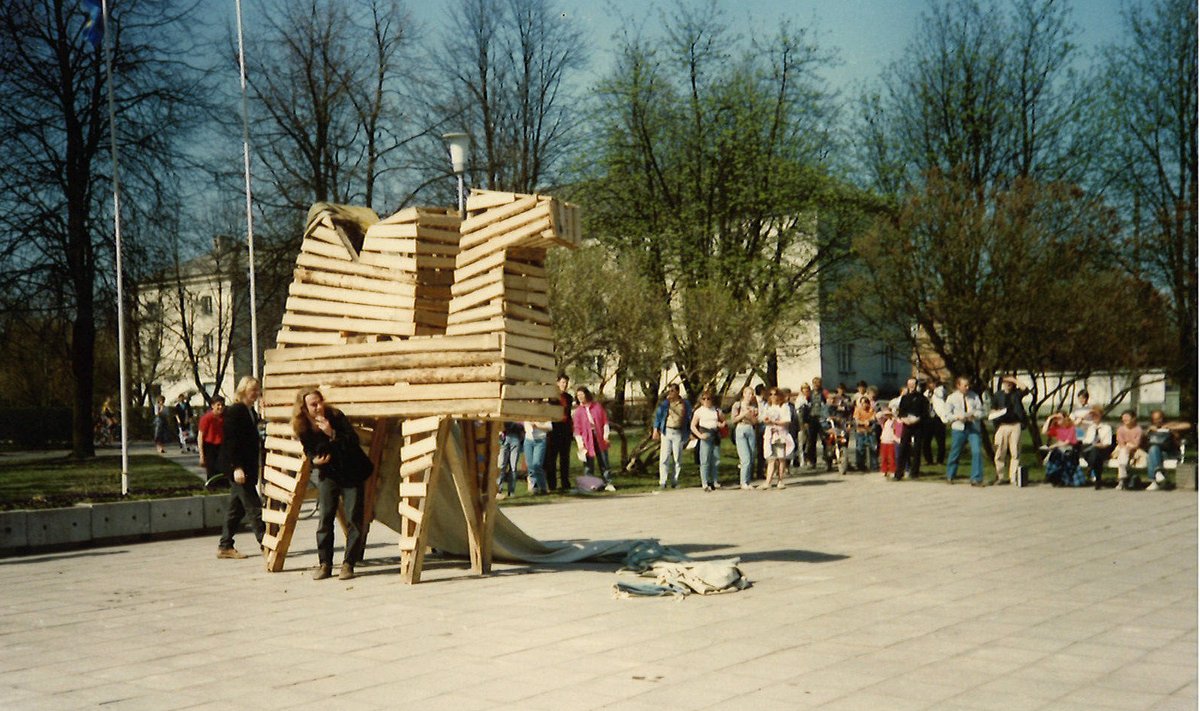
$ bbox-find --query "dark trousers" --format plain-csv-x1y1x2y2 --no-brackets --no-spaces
316,476,364,566
201,443,223,484
1082,445,1113,483
923,419,945,464
545,422,572,490
896,427,924,479
803,421,820,466
219,480,265,549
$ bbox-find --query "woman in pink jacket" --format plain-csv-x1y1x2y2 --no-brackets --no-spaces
572,387,615,491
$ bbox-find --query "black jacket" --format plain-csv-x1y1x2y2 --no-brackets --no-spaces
218,402,262,483
898,391,931,423
994,388,1027,425
298,408,373,486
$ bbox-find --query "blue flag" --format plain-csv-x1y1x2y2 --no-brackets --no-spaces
82,0,104,48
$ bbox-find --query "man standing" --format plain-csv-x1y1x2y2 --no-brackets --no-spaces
216,377,265,559
991,375,1027,485
653,384,692,488
895,377,929,480
174,393,194,453
944,376,986,486
544,374,573,491
197,396,226,487
922,379,947,465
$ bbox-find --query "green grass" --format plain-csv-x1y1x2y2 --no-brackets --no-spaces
0,454,209,510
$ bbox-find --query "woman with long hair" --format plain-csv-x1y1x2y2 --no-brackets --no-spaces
292,388,373,581
572,387,615,491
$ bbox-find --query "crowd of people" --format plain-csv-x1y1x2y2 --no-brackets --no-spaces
639,376,1191,492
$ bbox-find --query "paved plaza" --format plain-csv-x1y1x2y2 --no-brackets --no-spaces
0,471,1195,710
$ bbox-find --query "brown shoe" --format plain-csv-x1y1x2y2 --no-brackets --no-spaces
217,547,248,559
338,563,354,581
312,563,332,580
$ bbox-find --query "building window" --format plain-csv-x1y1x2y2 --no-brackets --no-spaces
837,343,854,374
204,333,214,352
882,345,900,378
199,295,213,315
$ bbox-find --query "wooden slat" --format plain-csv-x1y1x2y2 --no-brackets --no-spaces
262,481,294,505
264,452,305,473
265,333,499,363
453,249,509,284
446,301,504,326
296,251,409,281
449,265,504,297
281,312,416,337
364,238,460,256
264,364,504,391
324,382,501,404
404,416,444,435
365,223,462,243
265,350,498,377
503,333,555,355
261,533,280,551
503,345,556,371
461,194,539,235
503,302,551,325
399,455,434,477
501,383,559,401
454,217,553,270
274,329,346,346
459,198,546,250
264,436,304,456
397,536,418,551
449,280,506,313
402,431,441,460
397,501,424,523
398,481,428,498
466,190,519,211
263,466,299,493
499,399,563,420
504,361,558,383
262,507,288,526
289,281,416,308
264,398,507,421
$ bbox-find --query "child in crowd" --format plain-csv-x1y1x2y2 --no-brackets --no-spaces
878,408,900,478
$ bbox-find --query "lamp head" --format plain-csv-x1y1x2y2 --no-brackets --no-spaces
442,132,469,174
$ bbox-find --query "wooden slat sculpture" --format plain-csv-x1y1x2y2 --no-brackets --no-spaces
258,190,580,582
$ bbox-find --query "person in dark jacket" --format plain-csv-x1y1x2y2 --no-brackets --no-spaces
216,377,265,559
293,388,373,580
991,375,1028,485
544,374,573,491
895,377,930,480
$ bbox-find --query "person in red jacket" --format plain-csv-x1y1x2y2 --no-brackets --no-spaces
197,396,226,486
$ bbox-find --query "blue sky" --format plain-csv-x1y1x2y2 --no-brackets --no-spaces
407,0,1136,92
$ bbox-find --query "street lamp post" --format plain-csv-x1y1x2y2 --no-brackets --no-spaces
442,132,470,217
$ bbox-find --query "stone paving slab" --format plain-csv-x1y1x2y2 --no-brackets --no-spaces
0,471,1194,710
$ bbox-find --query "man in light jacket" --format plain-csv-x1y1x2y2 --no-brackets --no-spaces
943,375,986,486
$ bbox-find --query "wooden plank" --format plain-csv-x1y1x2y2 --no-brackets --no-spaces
443,317,506,337
479,421,501,574
265,452,305,473
404,416,444,436
399,455,434,477
289,280,416,308
284,296,415,322
261,507,288,526
266,421,296,437
264,436,304,456
448,279,506,313
446,301,504,326
363,253,454,270
453,248,508,284
364,238,460,256
398,481,427,498
444,419,484,574
261,533,280,551
264,333,500,363
402,431,441,460
503,333,556,355
265,349,498,377
296,251,410,281
503,288,549,308
504,361,558,383
461,194,539,235
454,217,553,270
262,466,299,493
264,364,504,391
466,190,519,211
502,345,557,371
397,501,424,524
307,224,347,246
459,197,545,250
503,301,551,325
301,238,354,261
365,223,462,243
274,329,346,346
500,383,560,401
265,458,312,572
280,312,417,337
449,265,504,297
374,206,459,228
499,399,563,420
265,398,506,421
324,382,501,404
262,481,294,505
397,536,418,551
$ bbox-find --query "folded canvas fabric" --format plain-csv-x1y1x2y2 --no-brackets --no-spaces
613,540,751,598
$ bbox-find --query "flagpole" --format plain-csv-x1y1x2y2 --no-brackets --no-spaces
235,0,259,383
98,0,130,495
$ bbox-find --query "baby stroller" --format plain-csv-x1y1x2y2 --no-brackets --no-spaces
822,417,849,475
178,424,197,454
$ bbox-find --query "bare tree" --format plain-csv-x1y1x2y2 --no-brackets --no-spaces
442,0,586,192
1096,0,1197,422
0,0,203,456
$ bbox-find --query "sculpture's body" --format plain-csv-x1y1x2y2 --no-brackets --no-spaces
258,190,579,582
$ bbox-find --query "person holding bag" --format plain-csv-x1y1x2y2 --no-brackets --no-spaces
572,387,616,492
293,388,374,580
690,390,726,491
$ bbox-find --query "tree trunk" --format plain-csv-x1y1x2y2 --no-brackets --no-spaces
71,296,96,459
765,349,778,388
613,361,627,425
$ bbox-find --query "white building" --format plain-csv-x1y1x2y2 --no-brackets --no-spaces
135,240,250,409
